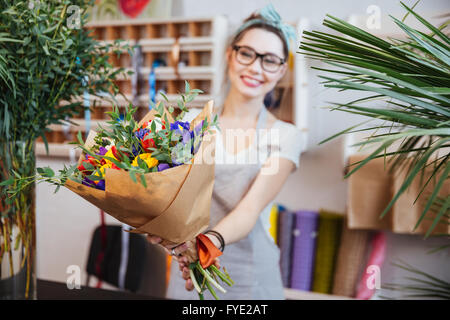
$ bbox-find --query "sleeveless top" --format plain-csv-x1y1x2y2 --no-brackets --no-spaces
166,105,302,300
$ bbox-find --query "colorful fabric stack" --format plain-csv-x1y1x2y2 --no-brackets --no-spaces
312,210,344,294
332,218,371,297
277,205,295,287
290,210,319,291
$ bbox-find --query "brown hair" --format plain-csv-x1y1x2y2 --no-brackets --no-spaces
214,13,289,115
230,13,289,60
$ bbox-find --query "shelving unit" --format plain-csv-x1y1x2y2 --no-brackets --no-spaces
36,16,228,157
284,288,355,300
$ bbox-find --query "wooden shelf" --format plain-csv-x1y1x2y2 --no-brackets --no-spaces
35,142,81,158
139,66,215,80
86,16,216,28
44,16,227,156
138,36,215,52
284,288,355,300
47,119,109,132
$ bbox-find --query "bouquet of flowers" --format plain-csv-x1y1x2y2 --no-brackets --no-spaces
6,85,234,299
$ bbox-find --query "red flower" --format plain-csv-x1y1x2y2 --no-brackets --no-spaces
77,156,98,175
111,145,120,160
110,163,121,170
141,132,155,152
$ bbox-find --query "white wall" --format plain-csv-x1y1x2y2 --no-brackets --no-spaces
35,0,450,298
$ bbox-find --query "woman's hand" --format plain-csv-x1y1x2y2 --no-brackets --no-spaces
147,235,192,260
147,233,222,291
146,235,189,257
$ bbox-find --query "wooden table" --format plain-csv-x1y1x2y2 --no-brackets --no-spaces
37,279,159,300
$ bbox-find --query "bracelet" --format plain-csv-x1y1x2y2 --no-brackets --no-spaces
204,230,225,252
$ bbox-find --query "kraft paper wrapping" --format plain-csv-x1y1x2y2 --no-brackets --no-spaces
347,154,393,230
65,101,217,248
332,217,371,297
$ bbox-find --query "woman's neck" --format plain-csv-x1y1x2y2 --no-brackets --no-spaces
221,87,264,121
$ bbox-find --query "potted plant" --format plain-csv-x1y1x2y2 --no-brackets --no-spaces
0,0,131,299
298,2,449,239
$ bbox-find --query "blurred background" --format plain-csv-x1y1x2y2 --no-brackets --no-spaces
34,0,450,300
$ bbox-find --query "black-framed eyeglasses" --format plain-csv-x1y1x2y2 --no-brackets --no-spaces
232,45,285,73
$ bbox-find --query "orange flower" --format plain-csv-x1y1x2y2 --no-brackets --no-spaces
196,234,223,269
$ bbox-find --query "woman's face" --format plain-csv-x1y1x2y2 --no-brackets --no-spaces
227,28,287,100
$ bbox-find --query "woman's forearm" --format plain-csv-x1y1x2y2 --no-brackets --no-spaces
209,158,295,247
211,201,260,246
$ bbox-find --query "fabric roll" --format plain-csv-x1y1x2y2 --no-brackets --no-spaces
290,210,319,291
269,204,279,245
355,231,387,299
277,207,295,287
331,217,371,297
312,210,344,294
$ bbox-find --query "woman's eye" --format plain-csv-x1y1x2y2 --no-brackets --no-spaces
241,51,253,58
264,58,278,65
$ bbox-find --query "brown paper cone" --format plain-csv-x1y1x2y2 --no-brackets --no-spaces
65,100,217,244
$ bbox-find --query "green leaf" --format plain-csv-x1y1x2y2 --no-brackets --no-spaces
380,137,450,219
159,91,169,103
0,177,14,186
129,171,137,183
140,174,147,188
43,167,55,178
86,174,103,182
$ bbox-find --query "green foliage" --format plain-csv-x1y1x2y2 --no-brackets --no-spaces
0,0,131,144
7,83,219,195
298,2,450,237
380,259,450,300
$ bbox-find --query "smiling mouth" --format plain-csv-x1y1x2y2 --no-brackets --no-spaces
240,75,264,88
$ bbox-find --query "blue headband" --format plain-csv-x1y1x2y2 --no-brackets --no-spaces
235,3,297,52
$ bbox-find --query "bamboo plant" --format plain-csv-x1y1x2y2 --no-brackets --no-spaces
298,2,450,238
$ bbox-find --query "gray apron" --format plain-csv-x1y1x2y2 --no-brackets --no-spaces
166,106,285,300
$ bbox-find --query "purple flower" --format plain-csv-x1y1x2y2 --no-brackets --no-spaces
194,120,204,136
96,179,105,191
132,144,141,157
135,128,150,140
192,121,205,154
182,130,191,145
170,121,190,135
82,177,96,188
157,163,170,172
96,147,108,156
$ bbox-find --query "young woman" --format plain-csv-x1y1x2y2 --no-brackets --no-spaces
148,4,302,299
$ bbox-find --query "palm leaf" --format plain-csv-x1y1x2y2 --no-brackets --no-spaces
298,2,450,236
380,259,450,299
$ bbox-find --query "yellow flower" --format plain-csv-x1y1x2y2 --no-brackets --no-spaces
93,163,112,179
103,148,118,165
132,153,158,169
